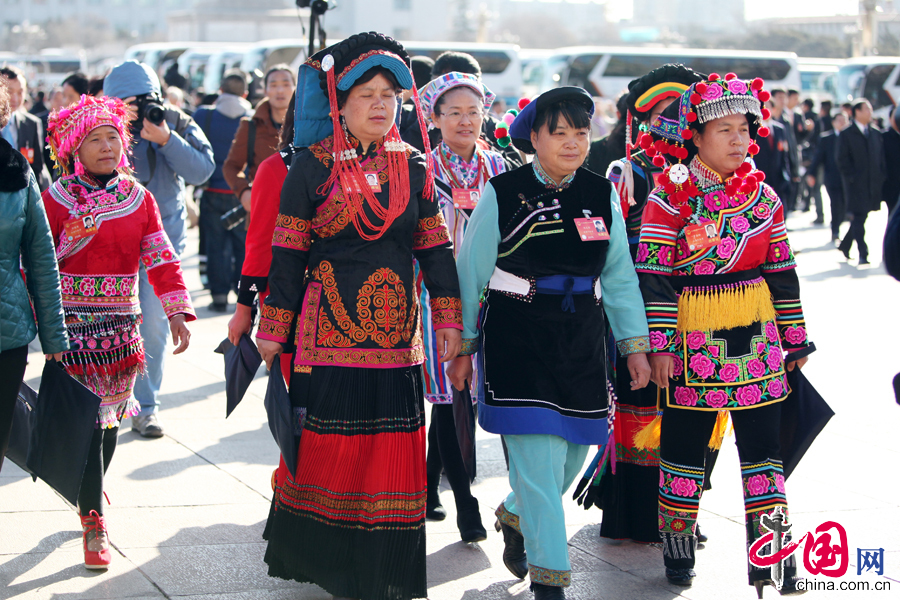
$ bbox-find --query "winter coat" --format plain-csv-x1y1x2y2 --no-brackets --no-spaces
0,137,67,354
837,122,887,214
222,98,283,200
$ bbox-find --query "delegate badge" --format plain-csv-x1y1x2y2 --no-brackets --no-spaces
685,222,721,250
63,215,98,243
574,217,610,241
19,147,34,164
452,188,480,209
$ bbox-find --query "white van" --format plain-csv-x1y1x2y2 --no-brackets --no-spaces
836,56,900,120
536,47,801,99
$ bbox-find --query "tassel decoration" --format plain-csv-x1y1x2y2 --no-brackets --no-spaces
708,410,730,450
676,277,776,332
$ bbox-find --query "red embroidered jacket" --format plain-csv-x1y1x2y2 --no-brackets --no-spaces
257,135,462,370
42,175,196,323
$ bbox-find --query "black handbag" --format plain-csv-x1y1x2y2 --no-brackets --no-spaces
215,334,263,418
452,384,477,482
5,382,38,475
25,361,103,505
264,367,303,478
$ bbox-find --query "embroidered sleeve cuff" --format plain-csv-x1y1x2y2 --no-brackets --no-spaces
430,297,463,330
257,304,295,343
159,290,196,321
140,231,179,270
237,275,267,306
459,338,479,356
413,214,451,251
272,214,313,252
617,336,651,355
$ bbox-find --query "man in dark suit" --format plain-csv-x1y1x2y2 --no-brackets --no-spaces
771,89,801,211
807,112,849,241
883,107,900,215
753,106,792,203
0,67,51,191
837,99,886,265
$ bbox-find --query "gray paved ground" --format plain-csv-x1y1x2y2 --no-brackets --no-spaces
2,204,899,600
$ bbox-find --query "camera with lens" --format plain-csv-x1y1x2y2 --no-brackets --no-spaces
130,93,166,136
221,205,247,231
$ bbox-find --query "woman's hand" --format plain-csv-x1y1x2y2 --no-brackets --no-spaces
435,328,461,363
169,314,191,355
257,339,284,370
627,352,652,390
44,352,64,362
649,354,674,389
228,303,253,346
447,355,473,391
786,355,809,372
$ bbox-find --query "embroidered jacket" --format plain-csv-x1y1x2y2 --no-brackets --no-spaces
258,135,461,370
635,156,812,411
42,174,196,324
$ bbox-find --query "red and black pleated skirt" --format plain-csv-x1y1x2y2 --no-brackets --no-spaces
263,365,428,600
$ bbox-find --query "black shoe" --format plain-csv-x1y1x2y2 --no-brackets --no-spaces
208,301,228,313
859,257,871,265
665,568,695,586
813,217,825,225
752,577,807,598
839,244,851,260
531,582,566,599
426,500,446,521
457,498,487,543
498,521,528,579
696,525,708,544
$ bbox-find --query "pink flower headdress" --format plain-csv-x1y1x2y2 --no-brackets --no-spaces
46,94,133,176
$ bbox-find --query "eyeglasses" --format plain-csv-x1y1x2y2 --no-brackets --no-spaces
438,110,484,122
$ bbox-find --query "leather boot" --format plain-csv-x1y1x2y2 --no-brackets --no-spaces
531,582,566,599
81,510,111,569
456,497,487,543
496,519,528,579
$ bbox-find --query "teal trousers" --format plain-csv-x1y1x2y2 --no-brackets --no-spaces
499,434,589,587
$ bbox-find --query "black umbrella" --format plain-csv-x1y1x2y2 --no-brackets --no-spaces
215,334,263,418
25,361,103,505
264,367,302,478
781,368,834,479
4,382,38,474
452,384,477,482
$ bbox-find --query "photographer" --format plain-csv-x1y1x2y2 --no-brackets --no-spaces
222,64,296,219
104,60,215,438
193,70,253,312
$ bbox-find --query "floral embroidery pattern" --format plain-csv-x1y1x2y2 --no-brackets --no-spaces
140,231,178,270
158,290,193,319
659,459,704,536
741,459,788,537
59,273,138,298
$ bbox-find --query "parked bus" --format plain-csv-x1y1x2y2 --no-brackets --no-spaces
535,47,801,99
401,41,522,103
798,57,840,103
1,51,87,90
835,56,900,120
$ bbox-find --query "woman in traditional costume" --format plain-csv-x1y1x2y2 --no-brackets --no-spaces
416,71,506,542
255,33,461,600
43,94,194,569
578,65,706,545
447,87,651,600
634,73,814,595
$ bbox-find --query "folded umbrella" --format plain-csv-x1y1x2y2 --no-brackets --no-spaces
781,368,834,479
215,334,263,418
26,361,103,506
4,382,38,474
264,367,303,478
452,383,477,482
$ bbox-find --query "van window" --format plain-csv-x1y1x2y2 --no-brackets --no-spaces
407,49,511,74
863,64,895,109
567,54,602,95
691,58,791,81
604,55,671,77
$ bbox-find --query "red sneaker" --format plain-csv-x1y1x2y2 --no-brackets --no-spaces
80,510,111,569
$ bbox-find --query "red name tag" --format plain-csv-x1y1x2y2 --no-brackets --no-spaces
63,216,98,242
20,147,34,164
347,173,382,194
685,222,721,250
574,217,610,241
452,188,480,209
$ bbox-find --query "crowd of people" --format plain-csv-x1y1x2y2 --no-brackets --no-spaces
0,30,896,600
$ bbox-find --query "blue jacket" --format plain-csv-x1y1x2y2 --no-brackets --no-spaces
193,94,251,192
0,138,68,354
105,60,215,246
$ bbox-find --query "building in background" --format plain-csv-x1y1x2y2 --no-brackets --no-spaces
628,0,745,39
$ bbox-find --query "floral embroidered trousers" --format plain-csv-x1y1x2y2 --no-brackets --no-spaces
658,402,795,582
497,434,590,587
